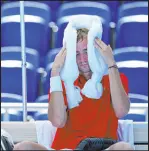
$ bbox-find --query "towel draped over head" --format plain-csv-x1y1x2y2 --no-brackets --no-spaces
60,15,108,109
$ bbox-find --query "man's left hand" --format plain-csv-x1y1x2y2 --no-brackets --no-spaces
94,38,116,67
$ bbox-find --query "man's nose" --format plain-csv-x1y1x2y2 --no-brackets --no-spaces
80,54,87,62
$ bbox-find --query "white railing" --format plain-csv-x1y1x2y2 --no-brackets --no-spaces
1,103,148,121
1,102,148,111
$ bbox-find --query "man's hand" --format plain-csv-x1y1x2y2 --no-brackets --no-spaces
94,38,116,67
51,44,66,77
94,39,130,118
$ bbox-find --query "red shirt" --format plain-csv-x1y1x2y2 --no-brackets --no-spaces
49,73,129,149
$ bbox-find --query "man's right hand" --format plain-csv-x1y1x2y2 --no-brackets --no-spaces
49,44,67,128
51,44,66,77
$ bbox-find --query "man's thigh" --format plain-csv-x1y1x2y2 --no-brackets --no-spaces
13,141,48,150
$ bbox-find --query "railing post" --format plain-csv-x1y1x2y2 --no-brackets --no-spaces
20,1,27,122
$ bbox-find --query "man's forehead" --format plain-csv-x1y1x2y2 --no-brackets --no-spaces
77,38,87,51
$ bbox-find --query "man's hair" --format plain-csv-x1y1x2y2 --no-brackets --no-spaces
77,28,89,42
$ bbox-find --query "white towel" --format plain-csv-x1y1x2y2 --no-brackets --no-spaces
35,121,73,150
117,120,135,149
35,121,57,150
60,15,108,109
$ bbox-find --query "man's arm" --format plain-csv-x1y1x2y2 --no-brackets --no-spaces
94,38,130,118
48,91,67,128
48,45,67,128
108,66,130,118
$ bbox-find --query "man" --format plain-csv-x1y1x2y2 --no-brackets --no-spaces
12,28,133,150
48,28,133,150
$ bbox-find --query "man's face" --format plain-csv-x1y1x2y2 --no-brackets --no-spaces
76,37,91,74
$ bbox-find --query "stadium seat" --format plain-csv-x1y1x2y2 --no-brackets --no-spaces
39,1,62,22
1,109,5,121
64,1,120,23
35,95,48,103
57,1,110,21
102,1,120,23
116,15,148,48
114,47,148,103
1,46,39,102
46,48,60,65
42,48,60,94
54,1,111,48
1,94,35,118
1,1,51,66
123,1,148,4
1,109,22,121
34,110,48,121
114,47,148,61
121,108,147,122
128,94,148,103
118,2,148,19
1,93,22,103
44,62,53,94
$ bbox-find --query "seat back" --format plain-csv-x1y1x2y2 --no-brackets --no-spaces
1,46,39,102
116,15,148,48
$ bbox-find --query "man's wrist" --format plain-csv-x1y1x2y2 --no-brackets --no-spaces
51,69,60,77
108,64,118,70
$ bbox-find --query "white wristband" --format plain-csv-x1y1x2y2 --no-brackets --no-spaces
50,76,63,93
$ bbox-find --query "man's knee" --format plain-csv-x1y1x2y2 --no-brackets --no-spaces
108,141,134,150
118,142,134,150
13,141,32,150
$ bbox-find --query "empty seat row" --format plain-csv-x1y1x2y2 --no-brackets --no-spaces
1,1,51,67
1,1,122,23
1,1,148,60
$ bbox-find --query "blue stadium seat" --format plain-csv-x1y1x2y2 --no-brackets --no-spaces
114,47,148,103
1,1,50,21
102,1,120,23
39,1,62,22
118,2,148,19
1,109,22,121
121,109,147,121
128,94,148,103
35,95,48,103
64,1,120,23
1,109,5,121
1,46,39,102
116,15,148,48
1,93,22,103
44,62,53,94
46,48,60,66
42,48,60,94
34,110,48,120
1,1,51,66
57,1,110,21
114,47,148,61
54,1,111,48
123,1,148,4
